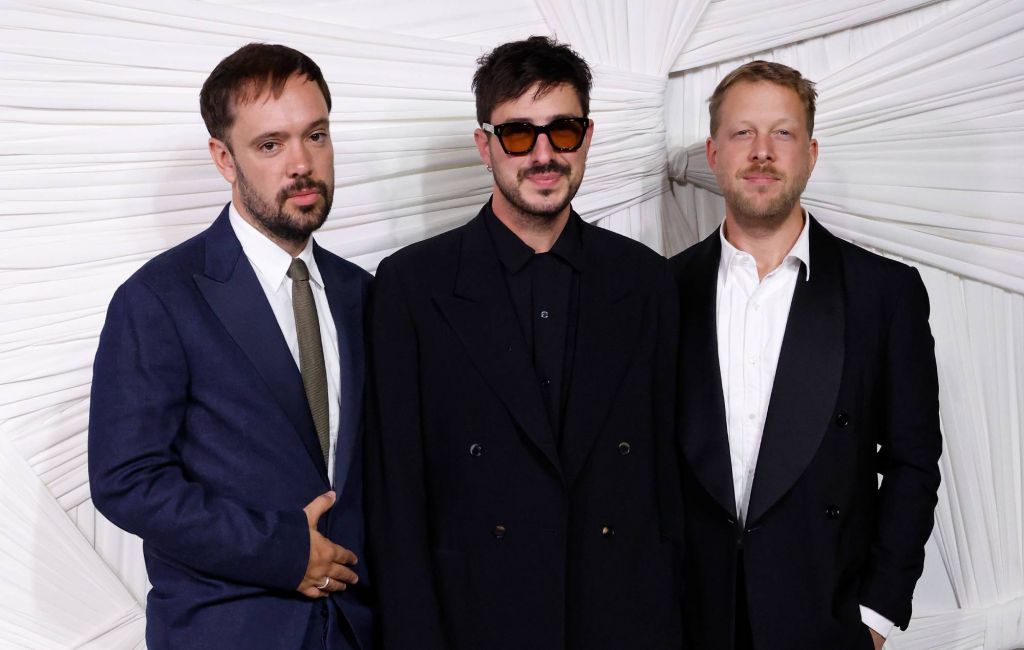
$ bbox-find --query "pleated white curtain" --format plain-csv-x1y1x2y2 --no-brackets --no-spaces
665,0,1024,647
3,0,1023,647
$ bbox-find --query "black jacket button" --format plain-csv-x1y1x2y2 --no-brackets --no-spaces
618,441,631,456
601,525,615,538
469,443,483,457
493,524,506,539
825,505,840,520
835,412,850,427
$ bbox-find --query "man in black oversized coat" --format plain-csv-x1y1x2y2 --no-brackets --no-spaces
367,36,683,650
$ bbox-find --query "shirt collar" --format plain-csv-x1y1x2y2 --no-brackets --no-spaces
484,198,583,273
228,202,323,291
718,211,811,281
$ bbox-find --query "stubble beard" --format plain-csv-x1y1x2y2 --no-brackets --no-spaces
722,163,809,232
494,161,582,225
235,163,333,244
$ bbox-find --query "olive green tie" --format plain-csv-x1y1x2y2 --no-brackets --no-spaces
288,258,330,466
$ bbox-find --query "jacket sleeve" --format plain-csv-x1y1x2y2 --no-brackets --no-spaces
859,266,943,629
88,280,309,591
365,256,451,649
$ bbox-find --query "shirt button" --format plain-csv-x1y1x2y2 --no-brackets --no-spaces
748,413,756,421
539,310,550,319
752,303,760,311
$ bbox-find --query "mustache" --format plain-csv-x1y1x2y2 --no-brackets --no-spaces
277,176,330,202
737,164,784,180
519,161,571,181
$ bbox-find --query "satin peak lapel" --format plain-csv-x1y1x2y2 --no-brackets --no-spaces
746,218,844,526
678,233,737,519
434,217,562,476
194,209,329,480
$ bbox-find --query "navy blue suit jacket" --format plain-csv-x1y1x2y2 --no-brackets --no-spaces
89,205,374,650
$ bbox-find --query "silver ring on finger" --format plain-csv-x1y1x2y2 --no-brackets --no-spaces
317,576,331,590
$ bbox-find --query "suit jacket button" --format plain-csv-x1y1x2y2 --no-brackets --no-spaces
618,441,631,456
469,443,483,457
601,525,615,538
835,412,850,427
493,524,506,539
825,505,840,520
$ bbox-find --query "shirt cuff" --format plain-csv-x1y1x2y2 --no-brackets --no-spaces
860,605,894,640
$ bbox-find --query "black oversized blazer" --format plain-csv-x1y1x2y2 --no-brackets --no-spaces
367,205,683,650
670,215,942,650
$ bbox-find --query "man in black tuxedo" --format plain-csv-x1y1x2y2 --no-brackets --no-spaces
670,60,941,650
367,36,683,650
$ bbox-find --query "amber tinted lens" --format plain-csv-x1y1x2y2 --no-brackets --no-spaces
547,119,586,150
498,123,537,154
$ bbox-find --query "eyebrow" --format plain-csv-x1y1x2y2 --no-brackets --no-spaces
497,113,583,124
248,118,330,146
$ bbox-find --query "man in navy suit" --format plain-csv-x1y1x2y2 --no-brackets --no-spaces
671,60,941,650
89,43,374,649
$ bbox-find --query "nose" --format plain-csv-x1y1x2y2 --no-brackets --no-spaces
750,133,774,163
287,142,313,177
529,130,555,165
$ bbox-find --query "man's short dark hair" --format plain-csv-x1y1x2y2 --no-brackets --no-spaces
709,60,818,138
200,43,331,146
472,36,592,125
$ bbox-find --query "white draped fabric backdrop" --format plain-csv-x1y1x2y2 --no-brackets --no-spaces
1,0,1021,648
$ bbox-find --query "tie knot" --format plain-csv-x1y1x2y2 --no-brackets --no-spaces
288,258,310,282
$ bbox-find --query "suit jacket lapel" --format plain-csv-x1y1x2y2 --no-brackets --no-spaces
678,232,738,519
560,222,641,485
315,244,364,493
194,207,329,480
434,213,562,476
746,216,845,526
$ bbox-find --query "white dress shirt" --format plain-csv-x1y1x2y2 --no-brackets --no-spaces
716,214,893,639
229,203,342,485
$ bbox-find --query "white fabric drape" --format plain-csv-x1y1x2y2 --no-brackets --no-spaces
666,1,1024,647
671,0,940,72
3,0,1023,647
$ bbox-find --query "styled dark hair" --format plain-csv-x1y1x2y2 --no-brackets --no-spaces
709,60,818,138
199,43,331,145
472,36,592,125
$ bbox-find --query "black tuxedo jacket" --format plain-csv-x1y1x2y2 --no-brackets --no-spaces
367,205,683,650
670,216,941,650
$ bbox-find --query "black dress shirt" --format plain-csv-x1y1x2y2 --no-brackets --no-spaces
484,202,582,441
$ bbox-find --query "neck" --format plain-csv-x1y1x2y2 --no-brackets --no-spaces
723,204,804,280
491,194,570,253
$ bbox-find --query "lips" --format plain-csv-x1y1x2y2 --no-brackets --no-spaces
527,172,564,187
286,188,321,206
743,173,780,184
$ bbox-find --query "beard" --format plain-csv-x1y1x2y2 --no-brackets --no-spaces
494,160,581,223
235,163,333,244
721,163,809,229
